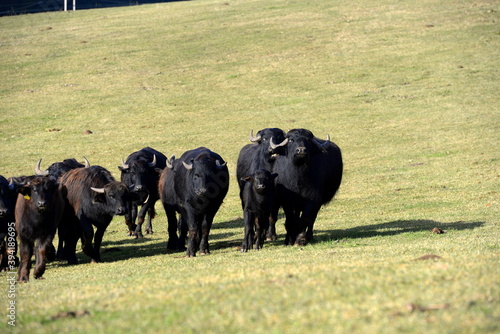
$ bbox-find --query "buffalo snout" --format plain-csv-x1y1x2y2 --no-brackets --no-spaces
295,147,307,155
115,207,128,216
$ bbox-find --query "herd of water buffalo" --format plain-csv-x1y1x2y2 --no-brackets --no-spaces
0,128,343,282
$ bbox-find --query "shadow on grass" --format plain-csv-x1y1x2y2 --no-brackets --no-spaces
313,220,486,242
60,219,485,263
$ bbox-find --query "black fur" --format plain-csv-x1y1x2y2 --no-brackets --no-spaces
159,147,229,257
236,128,286,240
14,176,63,282
273,129,343,246
59,166,135,264
119,147,167,237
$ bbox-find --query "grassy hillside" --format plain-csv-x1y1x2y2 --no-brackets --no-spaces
0,0,498,333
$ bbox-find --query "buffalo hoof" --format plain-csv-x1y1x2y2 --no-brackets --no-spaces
34,276,45,280
266,234,277,241
145,229,153,234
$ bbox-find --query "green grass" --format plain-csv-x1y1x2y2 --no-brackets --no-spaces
0,0,499,332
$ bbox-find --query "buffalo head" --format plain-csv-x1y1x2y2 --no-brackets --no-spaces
91,182,134,216
249,128,287,162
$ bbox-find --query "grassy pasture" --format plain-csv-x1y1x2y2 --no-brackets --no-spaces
0,0,499,332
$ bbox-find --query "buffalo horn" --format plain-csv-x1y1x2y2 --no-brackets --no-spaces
313,136,330,151
216,160,227,169
34,159,49,176
249,130,261,142
83,157,90,168
121,158,129,169
166,155,175,169
90,187,105,194
143,193,150,205
182,161,193,170
148,154,157,168
270,137,289,150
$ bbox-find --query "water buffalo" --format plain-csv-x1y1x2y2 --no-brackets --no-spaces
14,176,64,282
34,157,90,259
240,169,278,252
159,147,229,257
236,128,287,240
119,147,167,238
0,175,18,272
35,157,90,181
273,128,343,246
59,165,136,264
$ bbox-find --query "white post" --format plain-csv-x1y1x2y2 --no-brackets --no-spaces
64,0,67,11
73,0,76,11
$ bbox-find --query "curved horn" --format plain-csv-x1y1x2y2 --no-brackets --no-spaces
121,158,129,170
142,193,150,205
313,137,329,152
270,137,289,150
83,157,90,168
326,134,331,142
182,161,193,170
216,160,227,169
249,130,261,143
91,187,105,194
148,154,157,168
166,155,175,169
34,159,49,176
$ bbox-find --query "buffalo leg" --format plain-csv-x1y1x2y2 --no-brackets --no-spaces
186,213,200,257
283,207,300,246
165,206,179,250
33,237,51,279
177,215,188,251
296,203,321,245
124,202,137,236
199,215,213,255
145,207,155,234
17,237,33,282
241,211,255,252
80,219,98,263
92,226,106,263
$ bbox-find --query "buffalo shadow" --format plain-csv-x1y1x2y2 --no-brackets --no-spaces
313,219,486,242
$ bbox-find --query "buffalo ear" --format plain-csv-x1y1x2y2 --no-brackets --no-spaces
17,185,31,197
241,176,253,183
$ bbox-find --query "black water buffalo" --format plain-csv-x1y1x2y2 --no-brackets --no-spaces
35,157,90,181
159,147,229,257
0,175,18,272
59,165,135,264
35,157,90,259
118,147,167,238
14,176,64,282
236,128,287,240
240,169,278,252
273,128,343,246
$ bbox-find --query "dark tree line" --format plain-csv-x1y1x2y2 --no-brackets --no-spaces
0,0,184,16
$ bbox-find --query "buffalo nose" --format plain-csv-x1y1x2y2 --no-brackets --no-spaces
0,209,6,216
37,201,46,208
116,207,127,215
256,184,266,190
296,147,307,155
134,185,144,192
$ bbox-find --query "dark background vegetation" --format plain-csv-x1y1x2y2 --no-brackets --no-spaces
0,0,182,16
